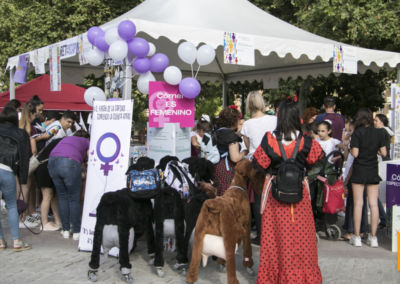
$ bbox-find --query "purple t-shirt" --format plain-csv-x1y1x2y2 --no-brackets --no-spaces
50,136,90,164
315,112,345,141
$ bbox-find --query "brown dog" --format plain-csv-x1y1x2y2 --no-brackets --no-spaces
186,159,264,284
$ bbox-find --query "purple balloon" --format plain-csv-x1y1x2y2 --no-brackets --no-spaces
133,58,151,74
179,78,201,99
94,34,109,52
118,20,136,41
87,26,104,46
150,53,169,73
128,38,149,58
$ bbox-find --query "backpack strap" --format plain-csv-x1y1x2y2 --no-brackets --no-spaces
291,133,303,159
276,132,303,160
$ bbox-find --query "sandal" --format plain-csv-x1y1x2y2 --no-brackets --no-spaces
0,239,7,250
13,239,31,252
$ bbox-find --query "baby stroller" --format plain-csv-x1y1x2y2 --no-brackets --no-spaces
308,150,345,240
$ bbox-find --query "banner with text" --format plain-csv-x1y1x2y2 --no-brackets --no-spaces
148,81,194,128
387,163,400,209
391,83,400,160
78,100,133,252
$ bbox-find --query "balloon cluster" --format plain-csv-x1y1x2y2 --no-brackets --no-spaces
176,42,215,99
85,21,216,100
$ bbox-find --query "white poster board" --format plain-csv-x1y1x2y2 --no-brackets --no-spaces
333,44,357,74
223,32,255,66
392,205,400,252
147,123,191,165
391,83,400,160
79,100,133,252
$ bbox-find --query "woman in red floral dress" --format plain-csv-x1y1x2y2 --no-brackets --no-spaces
252,100,324,284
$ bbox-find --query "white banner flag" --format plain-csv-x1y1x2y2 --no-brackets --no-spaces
79,100,134,252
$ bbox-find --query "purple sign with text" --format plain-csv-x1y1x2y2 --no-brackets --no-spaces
148,81,194,128
386,163,400,209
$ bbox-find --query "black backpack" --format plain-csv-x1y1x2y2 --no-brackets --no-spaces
271,133,305,203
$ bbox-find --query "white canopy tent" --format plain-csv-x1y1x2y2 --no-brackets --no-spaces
6,0,400,101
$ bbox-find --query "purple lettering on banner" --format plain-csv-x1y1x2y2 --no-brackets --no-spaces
386,163,400,209
148,81,195,128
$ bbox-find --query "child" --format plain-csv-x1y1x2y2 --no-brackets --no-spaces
191,114,219,164
316,120,342,163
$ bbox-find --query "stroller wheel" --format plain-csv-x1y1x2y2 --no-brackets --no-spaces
326,224,341,240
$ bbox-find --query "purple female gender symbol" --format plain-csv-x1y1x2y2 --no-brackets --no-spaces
96,132,121,176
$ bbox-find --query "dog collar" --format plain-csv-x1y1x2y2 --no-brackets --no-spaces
228,185,246,192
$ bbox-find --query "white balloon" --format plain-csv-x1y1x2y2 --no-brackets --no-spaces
108,40,128,62
197,44,215,66
86,48,104,66
177,42,197,65
163,66,182,85
147,42,156,57
84,87,106,106
137,71,156,94
105,27,121,45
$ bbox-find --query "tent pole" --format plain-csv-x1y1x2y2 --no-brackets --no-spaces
9,67,15,100
222,80,227,108
123,58,132,100
397,68,400,83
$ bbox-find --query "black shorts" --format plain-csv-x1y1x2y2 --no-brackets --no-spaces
35,162,54,188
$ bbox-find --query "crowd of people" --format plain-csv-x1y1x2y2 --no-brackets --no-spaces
191,93,392,283
0,95,89,251
0,91,393,283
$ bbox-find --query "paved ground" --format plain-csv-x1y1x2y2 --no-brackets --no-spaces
0,217,399,284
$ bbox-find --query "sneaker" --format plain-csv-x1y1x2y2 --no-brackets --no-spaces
43,222,61,232
72,233,80,241
19,219,39,229
367,234,379,248
62,230,70,239
349,235,362,247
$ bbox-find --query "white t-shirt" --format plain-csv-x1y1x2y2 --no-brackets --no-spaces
240,115,277,156
45,120,68,146
316,137,341,163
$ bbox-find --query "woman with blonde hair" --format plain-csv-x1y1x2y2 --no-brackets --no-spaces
240,91,277,244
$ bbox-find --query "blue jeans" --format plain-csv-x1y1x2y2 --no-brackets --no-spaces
0,168,19,240
48,157,82,233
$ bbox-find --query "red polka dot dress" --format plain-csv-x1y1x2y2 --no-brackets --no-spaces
253,132,324,284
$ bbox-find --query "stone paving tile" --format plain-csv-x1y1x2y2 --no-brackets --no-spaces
1,218,400,284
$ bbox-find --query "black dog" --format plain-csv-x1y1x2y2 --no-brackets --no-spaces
153,156,216,275
88,157,157,283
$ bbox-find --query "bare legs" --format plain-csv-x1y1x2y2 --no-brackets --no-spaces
352,183,379,237
40,187,61,226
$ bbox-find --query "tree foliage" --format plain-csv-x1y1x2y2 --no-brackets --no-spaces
0,0,398,120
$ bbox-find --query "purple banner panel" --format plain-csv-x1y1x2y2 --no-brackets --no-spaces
13,54,28,84
386,163,400,209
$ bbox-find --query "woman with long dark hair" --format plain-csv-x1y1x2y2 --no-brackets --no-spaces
350,108,386,247
253,100,324,283
0,107,31,251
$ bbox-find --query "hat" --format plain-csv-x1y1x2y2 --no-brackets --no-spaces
200,114,210,123
323,96,336,105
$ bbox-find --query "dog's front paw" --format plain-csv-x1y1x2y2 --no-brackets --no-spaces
155,266,165,277
88,269,98,282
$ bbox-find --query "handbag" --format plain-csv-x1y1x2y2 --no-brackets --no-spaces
28,147,49,175
318,175,345,214
17,184,27,215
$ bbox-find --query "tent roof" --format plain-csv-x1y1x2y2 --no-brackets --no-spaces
6,0,400,88
0,74,92,111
